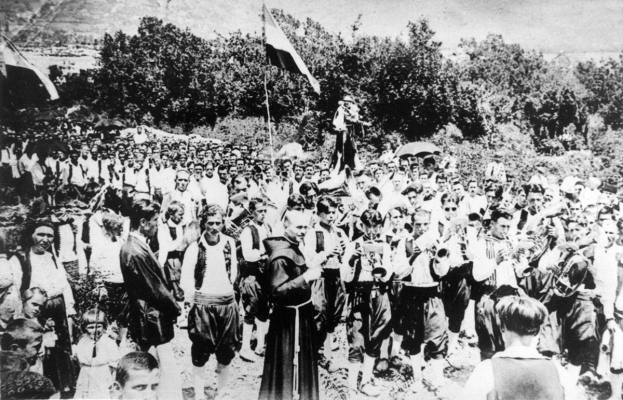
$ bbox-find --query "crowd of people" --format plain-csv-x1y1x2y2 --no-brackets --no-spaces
1,117,623,400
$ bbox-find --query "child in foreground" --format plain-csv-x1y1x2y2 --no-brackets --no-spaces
463,296,578,400
74,309,120,399
111,352,160,400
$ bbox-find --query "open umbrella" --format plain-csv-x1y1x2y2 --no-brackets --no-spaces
30,138,69,158
94,119,126,131
394,142,441,158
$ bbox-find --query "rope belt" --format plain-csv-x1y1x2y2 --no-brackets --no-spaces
283,298,312,400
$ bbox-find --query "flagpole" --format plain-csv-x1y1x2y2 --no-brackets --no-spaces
264,70,275,165
262,3,275,165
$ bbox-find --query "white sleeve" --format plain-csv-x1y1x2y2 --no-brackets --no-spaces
240,227,262,262
229,238,238,284
392,239,411,279
380,243,393,282
180,242,199,300
341,243,357,283
471,241,496,282
463,361,494,400
157,226,171,268
554,361,580,400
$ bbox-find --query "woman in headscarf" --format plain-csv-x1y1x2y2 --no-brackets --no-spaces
8,219,77,394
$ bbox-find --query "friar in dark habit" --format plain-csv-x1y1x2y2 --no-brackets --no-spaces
259,210,321,400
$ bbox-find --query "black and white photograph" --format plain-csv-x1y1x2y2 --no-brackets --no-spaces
1,0,623,399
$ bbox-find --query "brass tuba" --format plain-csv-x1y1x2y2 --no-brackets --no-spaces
550,246,589,297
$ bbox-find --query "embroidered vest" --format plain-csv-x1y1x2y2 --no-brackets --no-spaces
194,237,232,289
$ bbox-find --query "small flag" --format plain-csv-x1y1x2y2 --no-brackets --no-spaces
263,5,320,94
1,35,59,107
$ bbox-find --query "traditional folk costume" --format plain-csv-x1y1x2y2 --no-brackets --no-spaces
180,233,240,367
10,249,77,391
341,236,393,364
304,222,347,350
472,234,521,360
259,237,319,400
157,217,185,302
239,221,271,355
382,228,414,339
401,247,449,361
536,245,600,374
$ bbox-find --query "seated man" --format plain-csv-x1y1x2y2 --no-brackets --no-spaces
464,296,577,399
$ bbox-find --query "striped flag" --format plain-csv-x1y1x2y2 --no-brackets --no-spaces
1,35,59,107
263,5,320,94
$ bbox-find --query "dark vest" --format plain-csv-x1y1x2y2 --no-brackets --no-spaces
489,358,564,400
194,237,232,289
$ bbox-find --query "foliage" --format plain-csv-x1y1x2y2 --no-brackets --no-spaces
576,54,623,129
43,11,623,154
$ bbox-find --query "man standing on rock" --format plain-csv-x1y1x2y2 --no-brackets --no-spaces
259,210,321,400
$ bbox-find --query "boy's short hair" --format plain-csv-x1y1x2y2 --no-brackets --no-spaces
1,319,44,351
115,352,159,387
21,287,48,303
496,296,547,336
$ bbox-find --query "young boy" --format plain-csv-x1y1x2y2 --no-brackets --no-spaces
464,296,577,399
1,319,44,368
111,352,160,400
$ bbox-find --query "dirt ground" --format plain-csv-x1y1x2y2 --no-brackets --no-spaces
168,322,612,400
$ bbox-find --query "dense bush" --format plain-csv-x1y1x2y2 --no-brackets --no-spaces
41,11,623,156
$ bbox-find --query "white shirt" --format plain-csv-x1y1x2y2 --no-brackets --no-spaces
591,243,623,319
90,235,124,284
203,178,229,211
157,218,184,268
181,235,237,297
304,222,347,270
463,344,577,400
462,194,487,215
341,237,393,284
164,189,197,226
66,162,88,186
240,221,270,263
11,251,75,314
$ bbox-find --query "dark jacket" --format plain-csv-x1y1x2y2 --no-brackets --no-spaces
120,234,180,347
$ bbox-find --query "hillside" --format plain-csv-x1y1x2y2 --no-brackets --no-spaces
2,0,263,45
3,0,623,53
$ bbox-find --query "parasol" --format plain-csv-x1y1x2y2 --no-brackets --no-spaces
31,138,70,158
94,119,126,131
393,142,441,158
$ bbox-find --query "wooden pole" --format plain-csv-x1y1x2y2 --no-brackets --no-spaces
264,70,275,164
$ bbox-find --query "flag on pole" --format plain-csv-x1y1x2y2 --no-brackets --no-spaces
263,5,320,94
1,35,59,107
